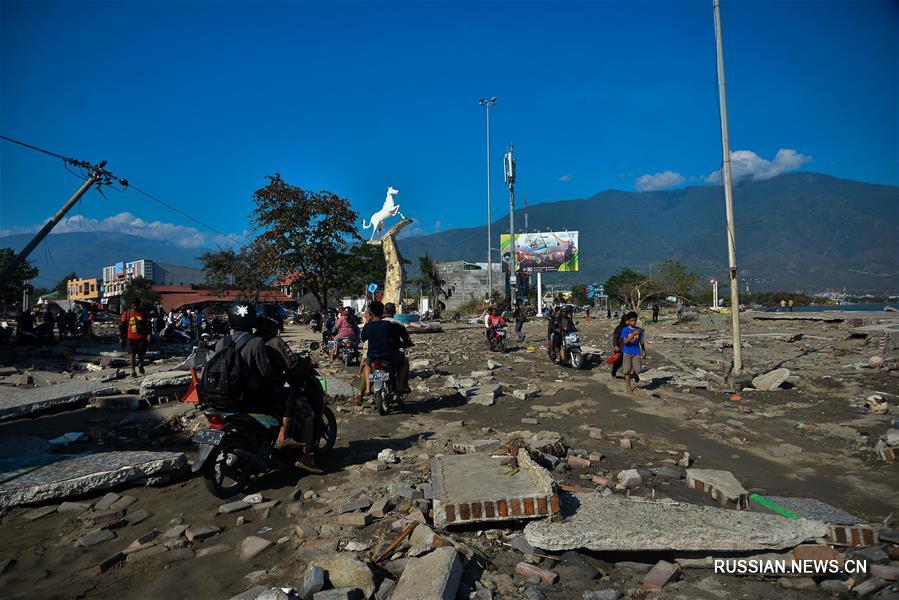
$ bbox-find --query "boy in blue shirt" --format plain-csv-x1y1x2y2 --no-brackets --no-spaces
620,311,646,393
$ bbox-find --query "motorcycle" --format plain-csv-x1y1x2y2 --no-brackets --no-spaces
335,337,360,367
549,331,585,369
370,357,407,416
309,319,321,332
192,354,338,498
487,326,507,353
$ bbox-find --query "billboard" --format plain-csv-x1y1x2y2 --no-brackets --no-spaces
500,231,579,273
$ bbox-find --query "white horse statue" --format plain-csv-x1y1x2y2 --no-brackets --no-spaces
362,186,406,241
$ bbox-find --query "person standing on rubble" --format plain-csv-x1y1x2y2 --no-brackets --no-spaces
609,313,628,378
620,311,646,393
512,300,527,342
121,300,150,377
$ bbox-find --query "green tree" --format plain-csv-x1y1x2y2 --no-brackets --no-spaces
0,248,39,311
200,241,272,302
334,243,386,298
570,283,589,306
605,267,660,311
53,272,78,297
252,174,359,308
654,260,698,298
121,277,160,310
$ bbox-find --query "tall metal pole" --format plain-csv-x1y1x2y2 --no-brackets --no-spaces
0,174,99,282
504,144,516,306
479,97,496,304
713,0,743,374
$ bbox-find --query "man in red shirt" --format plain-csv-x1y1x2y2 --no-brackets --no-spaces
120,300,150,377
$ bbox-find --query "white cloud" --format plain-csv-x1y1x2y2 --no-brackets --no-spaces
559,174,574,182
635,170,686,192
0,211,244,248
705,148,812,183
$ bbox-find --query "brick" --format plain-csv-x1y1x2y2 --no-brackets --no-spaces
339,496,372,514
219,500,251,514
364,460,387,472
592,475,610,486
870,564,899,581
124,509,151,525
620,438,633,449
567,455,591,468
515,562,559,585
94,492,120,511
642,560,679,592
124,530,161,554
587,427,604,439
85,509,125,527
853,578,888,597
338,512,372,527
78,529,116,548
523,497,535,516
57,501,91,513
686,469,749,510
877,447,896,461
792,545,843,563
589,453,604,463
88,552,125,575
369,497,392,518
109,495,137,511
536,497,548,514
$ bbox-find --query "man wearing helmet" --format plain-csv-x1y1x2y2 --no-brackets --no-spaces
255,303,324,474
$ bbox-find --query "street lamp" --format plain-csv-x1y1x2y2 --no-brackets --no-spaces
478,97,496,303
504,144,516,305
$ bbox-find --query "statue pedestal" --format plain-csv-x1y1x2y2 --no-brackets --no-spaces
367,219,412,312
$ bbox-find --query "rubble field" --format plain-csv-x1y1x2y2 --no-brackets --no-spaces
0,309,897,599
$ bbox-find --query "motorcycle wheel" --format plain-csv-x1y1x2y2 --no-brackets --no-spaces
569,350,584,370
315,406,337,454
202,442,251,499
375,390,388,416
499,338,506,353
343,354,351,367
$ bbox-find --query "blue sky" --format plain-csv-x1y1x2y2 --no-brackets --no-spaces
1,0,896,249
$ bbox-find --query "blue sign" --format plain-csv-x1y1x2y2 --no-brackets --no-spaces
367,283,378,294
586,285,597,299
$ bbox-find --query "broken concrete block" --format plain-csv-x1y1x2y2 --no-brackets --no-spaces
369,498,392,519
870,564,899,581
219,500,251,514
89,394,139,409
392,546,462,600
79,528,116,547
57,501,91,513
311,555,375,599
295,523,319,540
619,438,633,449
299,564,325,600
616,469,641,489
339,496,372,514
110,495,136,510
88,552,126,575
195,544,231,558
124,530,161,554
94,492,120,511
240,535,272,560
312,589,363,600
125,509,151,525
513,389,539,400
452,439,500,454
364,460,387,472
185,525,221,542
642,560,679,592
25,505,57,520
0,451,187,509
792,544,843,563
0,380,117,421
686,469,749,510
751,368,790,391
431,450,559,528
375,578,396,600
567,456,590,468
515,562,559,585
523,494,828,552
853,578,888,597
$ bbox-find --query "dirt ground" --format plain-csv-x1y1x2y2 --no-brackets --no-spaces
0,309,897,599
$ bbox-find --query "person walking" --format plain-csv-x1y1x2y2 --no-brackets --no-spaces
609,314,628,378
619,311,646,393
121,300,150,377
651,303,660,323
675,299,684,323
512,301,527,342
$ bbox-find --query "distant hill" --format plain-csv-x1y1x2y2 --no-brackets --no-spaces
397,172,899,293
0,231,208,288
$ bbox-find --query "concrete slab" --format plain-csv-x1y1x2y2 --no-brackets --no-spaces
752,496,865,525
523,494,827,552
0,380,117,421
431,449,558,528
685,469,749,510
0,451,188,508
392,546,462,600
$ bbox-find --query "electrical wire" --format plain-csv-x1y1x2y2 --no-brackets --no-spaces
126,183,244,245
0,134,74,162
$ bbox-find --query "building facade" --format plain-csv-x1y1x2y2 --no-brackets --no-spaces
435,261,505,311
103,259,206,298
67,278,100,302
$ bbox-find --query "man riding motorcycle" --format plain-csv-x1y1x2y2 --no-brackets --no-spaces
360,301,412,396
485,306,505,345
255,303,324,474
551,306,577,363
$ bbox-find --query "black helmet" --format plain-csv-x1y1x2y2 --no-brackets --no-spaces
227,301,256,331
256,303,285,332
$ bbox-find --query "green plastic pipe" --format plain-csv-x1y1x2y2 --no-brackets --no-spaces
750,493,800,519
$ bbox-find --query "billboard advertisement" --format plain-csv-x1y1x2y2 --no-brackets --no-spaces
500,231,579,273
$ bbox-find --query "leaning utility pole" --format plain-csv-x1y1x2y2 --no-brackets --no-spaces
713,0,743,374
0,161,114,283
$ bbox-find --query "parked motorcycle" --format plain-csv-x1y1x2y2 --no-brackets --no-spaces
549,331,585,369
192,349,338,498
487,326,507,353
335,337,360,367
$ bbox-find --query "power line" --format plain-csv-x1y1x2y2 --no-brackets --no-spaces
0,134,244,247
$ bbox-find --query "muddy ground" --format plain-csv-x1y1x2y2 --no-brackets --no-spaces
0,309,897,599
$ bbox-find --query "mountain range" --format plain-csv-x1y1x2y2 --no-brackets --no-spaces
2,172,897,293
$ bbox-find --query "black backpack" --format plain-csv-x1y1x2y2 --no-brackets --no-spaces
199,333,251,410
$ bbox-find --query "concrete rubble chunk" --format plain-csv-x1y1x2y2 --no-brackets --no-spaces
431,449,559,528
642,560,679,592
375,578,396,600
515,562,559,584
298,564,325,600
79,528,116,547
25,505,57,520
312,589,364,600
686,469,749,510
195,544,231,558
94,492,121,511
57,501,91,513
311,554,376,599
0,380,117,421
139,370,192,389
392,546,462,600
523,494,828,552
89,552,126,575
751,368,790,391
617,469,641,488
240,535,273,560
186,525,222,542
220,500,251,514
852,577,887,597
0,451,188,508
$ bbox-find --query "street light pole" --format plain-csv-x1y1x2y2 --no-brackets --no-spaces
479,97,496,304
713,0,743,375
504,144,516,306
